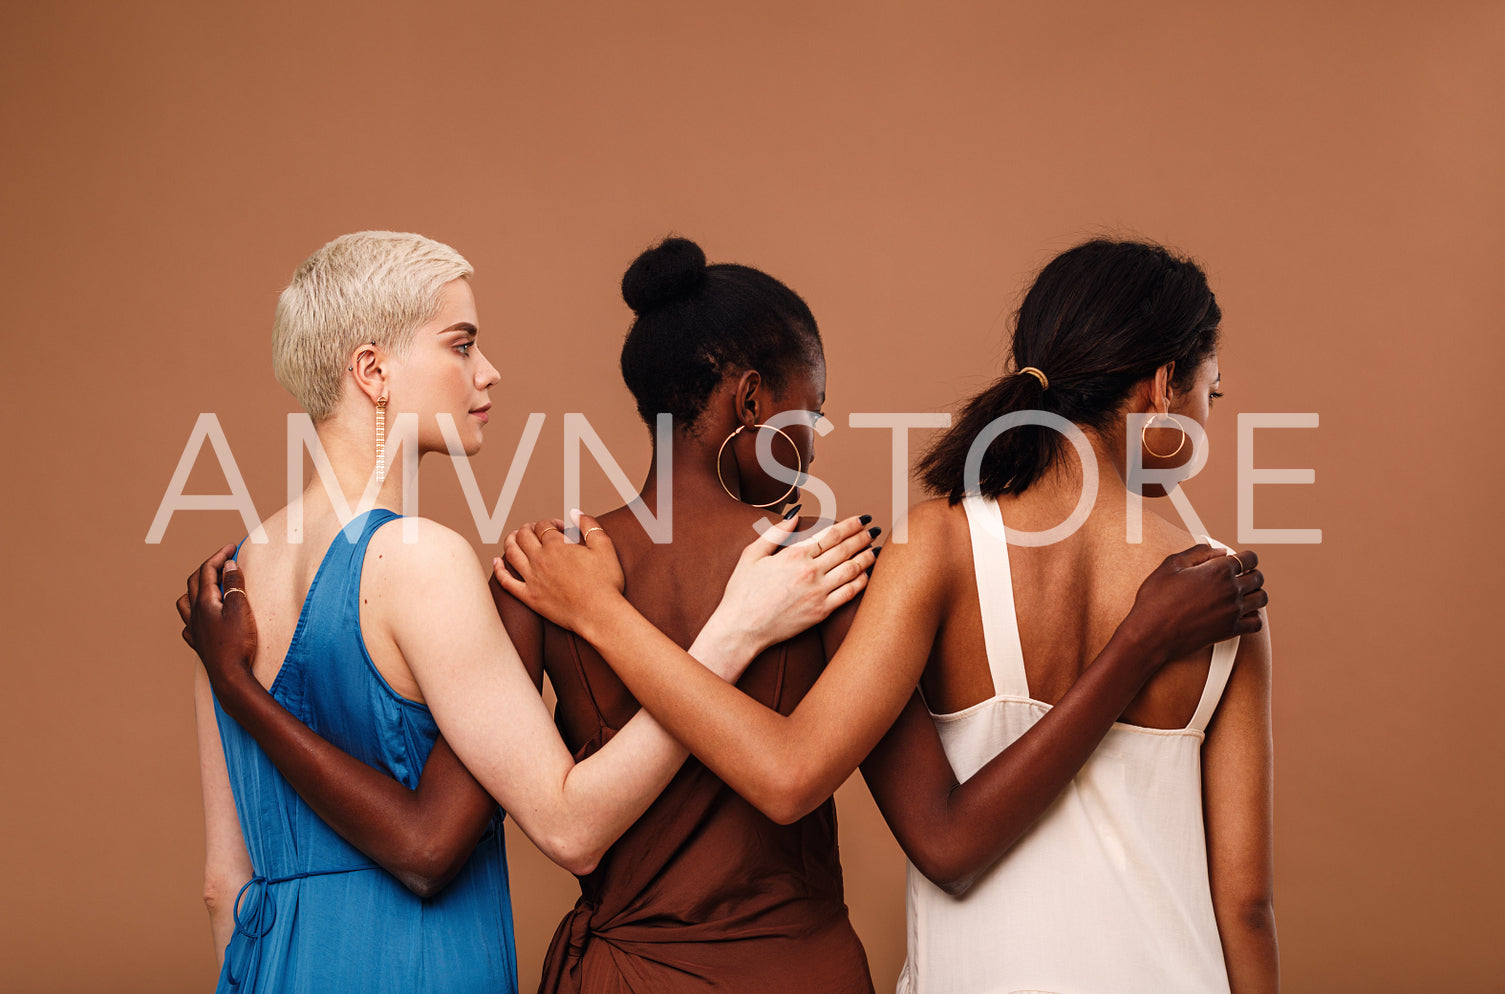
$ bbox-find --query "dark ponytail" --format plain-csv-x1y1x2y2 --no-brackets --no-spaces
619,236,822,432
918,239,1221,502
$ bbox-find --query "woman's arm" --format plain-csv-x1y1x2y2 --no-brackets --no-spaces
181,550,498,898
1203,614,1278,993
498,502,1267,827
193,665,253,963
184,514,874,879
820,516,1270,895
860,627,1188,896
373,514,870,872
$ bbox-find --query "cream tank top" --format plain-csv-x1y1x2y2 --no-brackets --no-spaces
897,496,1239,994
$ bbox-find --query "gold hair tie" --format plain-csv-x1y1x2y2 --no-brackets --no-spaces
1019,366,1049,390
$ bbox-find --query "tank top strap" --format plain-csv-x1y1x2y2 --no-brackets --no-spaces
1186,533,1241,733
961,496,1031,699
299,509,403,633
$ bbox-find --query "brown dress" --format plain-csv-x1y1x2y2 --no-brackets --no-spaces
537,617,874,994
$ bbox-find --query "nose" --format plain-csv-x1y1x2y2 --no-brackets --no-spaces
474,346,501,390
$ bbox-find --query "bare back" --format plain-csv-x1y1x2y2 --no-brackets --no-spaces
920,496,1218,729
232,502,423,702
530,503,874,993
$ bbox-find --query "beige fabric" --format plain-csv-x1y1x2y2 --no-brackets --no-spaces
897,496,1238,994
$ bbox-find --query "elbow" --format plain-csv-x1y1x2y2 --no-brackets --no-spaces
756,755,827,827
1218,890,1277,938
1236,896,1277,936
553,846,601,878
908,847,984,898
929,867,982,899
203,873,242,918
538,830,603,878
391,837,471,899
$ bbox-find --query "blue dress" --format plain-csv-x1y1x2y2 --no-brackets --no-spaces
214,510,517,993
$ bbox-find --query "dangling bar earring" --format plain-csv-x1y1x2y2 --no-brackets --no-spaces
375,397,388,483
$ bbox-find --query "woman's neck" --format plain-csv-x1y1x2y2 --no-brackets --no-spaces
1000,430,1141,542
635,428,766,520
296,415,411,523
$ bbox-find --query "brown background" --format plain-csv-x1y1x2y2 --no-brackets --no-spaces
3,1,1502,991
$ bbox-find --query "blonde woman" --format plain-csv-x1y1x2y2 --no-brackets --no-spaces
178,231,875,994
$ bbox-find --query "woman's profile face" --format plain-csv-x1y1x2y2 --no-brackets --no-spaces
1169,354,1222,433
737,355,827,507
1139,354,1222,485
386,278,500,457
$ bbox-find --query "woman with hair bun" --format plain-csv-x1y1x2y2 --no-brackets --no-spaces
175,232,878,994
503,237,1276,993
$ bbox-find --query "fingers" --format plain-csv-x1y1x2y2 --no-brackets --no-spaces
494,565,528,602
823,563,871,612
800,514,872,558
503,530,534,578
574,512,612,550
814,520,880,572
1227,549,1259,575
1234,610,1265,636
220,560,250,625
177,591,192,628
192,543,239,610
740,515,799,563
1235,566,1265,598
1238,581,1269,614
1167,543,1220,569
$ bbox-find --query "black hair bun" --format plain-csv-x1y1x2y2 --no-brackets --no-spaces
621,236,707,315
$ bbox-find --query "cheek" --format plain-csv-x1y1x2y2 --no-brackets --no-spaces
785,424,815,470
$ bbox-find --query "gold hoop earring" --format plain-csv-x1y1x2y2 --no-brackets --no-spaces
1141,411,1186,459
375,396,388,483
716,423,803,508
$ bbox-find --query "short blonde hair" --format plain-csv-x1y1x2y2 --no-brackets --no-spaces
272,231,473,421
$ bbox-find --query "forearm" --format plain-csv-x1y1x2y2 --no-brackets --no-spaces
544,614,765,868
1217,900,1279,993
576,594,857,823
211,675,484,894
204,882,242,965
872,623,1163,894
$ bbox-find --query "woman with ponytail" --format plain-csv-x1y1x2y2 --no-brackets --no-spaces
502,237,1276,993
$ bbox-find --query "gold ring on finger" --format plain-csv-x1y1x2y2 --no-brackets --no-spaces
539,526,560,539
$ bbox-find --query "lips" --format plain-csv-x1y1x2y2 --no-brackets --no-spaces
471,403,491,424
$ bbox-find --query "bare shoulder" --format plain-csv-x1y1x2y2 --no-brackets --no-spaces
872,497,969,602
365,516,486,593
1235,609,1273,673
1138,507,1205,560
895,497,969,563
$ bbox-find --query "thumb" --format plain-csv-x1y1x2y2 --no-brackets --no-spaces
221,560,251,620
